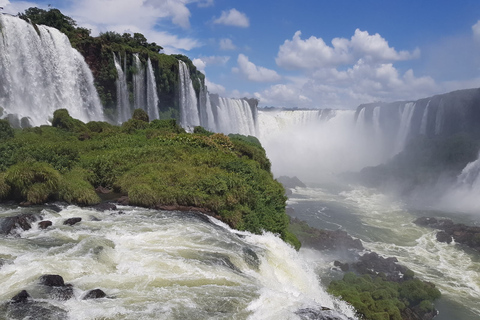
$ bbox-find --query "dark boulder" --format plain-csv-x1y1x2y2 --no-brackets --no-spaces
3,301,68,320
63,217,82,226
39,275,74,300
436,231,452,244
11,290,31,304
353,252,412,282
38,220,52,229
333,260,349,272
83,289,106,300
93,202,117,212
39,274,65,287
0,213,43,235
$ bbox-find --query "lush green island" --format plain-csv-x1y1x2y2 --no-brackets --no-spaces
0,110,299,249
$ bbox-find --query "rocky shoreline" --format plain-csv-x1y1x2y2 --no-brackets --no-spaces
414,216,480,252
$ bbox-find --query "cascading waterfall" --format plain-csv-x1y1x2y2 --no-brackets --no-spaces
178,60,200,129
394,102,416,154
113,53,130,124
213,97,258,136
146,58,160,120
419,100,430,135
372,106,381,136
0,14,104,126
133,54,146,111
198,83,215,130
435,100,444,135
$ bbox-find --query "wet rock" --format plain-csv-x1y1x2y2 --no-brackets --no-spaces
295,307,354,320
243,247,260,270
116,196,129,205
38,220,52,229
83,289,106,300
11,290,31,304
333,260,349,272
415,217,480,252
39,275,74,300
44,204,63,213
39,274,65,287
353,252,411,282
89,216,101,221
95,186,111,194
4,301,68,320
63,217,82,226
0,213,43,235
436,231,452,244
93,202,117,212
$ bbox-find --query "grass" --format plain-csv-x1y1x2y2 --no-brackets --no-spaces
0,110,299,248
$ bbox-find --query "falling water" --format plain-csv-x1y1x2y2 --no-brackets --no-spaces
213,97,257,136
419,101,430,135
435,101,445,135
198,83,215,130
146,58,160,120
372,106,381,136
178,60,200,129
113,53,130,124
0,14,104,126
133,54,146,111
394,102,416,154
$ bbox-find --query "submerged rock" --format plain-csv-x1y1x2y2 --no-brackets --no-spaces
38,220,53,229
3,301,68,320
40,275,65,287
63,217,82,226
243,247,260,270
93,202,117,212
0,213,43,235
39,274,74,300
83,289,106,300
11,290,31,304
295,307,354,320
414,217,480,252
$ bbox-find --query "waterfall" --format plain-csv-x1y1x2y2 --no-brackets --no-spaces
198,83,215,130
212,97,257,136
133,54,146,111
419,100,430,135
0,14,103,126
178,60,200,129
394,102,416,154
146,58,159,120
113,53,130,124
355,107,366,133
372,106,381,136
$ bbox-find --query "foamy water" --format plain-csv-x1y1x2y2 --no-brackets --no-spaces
289,185,480,319
0,204,356,320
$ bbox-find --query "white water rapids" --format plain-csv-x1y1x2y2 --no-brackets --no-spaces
0,205,355,320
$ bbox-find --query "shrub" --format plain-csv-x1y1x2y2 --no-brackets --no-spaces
132,108,149,122
0,119,15,141
4,162,61,203
58,168,100,205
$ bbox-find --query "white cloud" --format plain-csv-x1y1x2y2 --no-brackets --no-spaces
1,0,41,14
234,54,281,82
23,0,205,52
193,55,230,72
205,78,226,95
473,20,480,41
219,38,236,50
276,29,420,70
213,8,249,28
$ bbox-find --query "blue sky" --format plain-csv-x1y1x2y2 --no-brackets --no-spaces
2,0,480,109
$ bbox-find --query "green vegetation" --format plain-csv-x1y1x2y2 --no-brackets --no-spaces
328,273,441,320
0,111,298,248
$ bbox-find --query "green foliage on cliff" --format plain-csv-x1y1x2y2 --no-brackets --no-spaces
328,273,441,320
0,111,298,248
